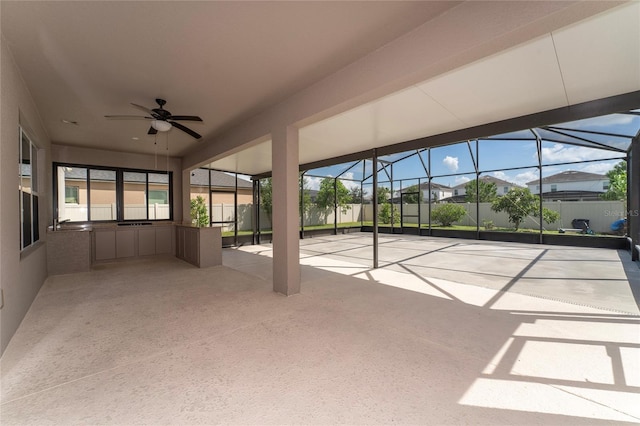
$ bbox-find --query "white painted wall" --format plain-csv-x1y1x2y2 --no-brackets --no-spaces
1,38,52,354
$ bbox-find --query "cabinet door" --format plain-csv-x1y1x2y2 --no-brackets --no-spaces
185,228,199,265
138,228,156,256
95,230,116,260
156,227,172,254
176,227,185,258
116,229,136,258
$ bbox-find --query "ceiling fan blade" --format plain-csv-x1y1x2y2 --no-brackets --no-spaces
131,103,155,115
170,121,202,139
105,115,151,120
168,115,203,122
148,126,158,135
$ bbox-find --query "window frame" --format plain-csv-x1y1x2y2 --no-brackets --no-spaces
53,162,173,223
19,126,39,250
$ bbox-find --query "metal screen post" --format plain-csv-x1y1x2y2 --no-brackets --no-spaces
630,136,640,260
532,129,543,244
334,177,338,235
300,172,305,239
234,173,238,246
372,149,379,269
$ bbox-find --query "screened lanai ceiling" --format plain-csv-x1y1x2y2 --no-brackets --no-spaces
204,2,639,177
298,110,640,185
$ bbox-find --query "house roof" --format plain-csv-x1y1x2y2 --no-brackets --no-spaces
63,168,169,184
190,169,252,189
417,182,452,191
539,190,604,201
526,170,607,185
452,175,518,190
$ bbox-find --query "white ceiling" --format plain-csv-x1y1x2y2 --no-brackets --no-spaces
1,1,457,157
2,2,638,177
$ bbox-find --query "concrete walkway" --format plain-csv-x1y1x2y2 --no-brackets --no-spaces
1,234,639,424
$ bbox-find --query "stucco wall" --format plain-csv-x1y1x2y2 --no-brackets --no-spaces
1,37,52,354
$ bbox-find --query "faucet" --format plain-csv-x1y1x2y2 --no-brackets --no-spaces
53,218,71,230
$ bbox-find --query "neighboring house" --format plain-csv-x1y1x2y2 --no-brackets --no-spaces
452,175,520,198
526,170,609,201
393,182,453,202
190,168,253,205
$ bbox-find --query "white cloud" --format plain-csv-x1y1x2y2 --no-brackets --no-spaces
491,171,508,180
513,171,538,186
443,156,459,172
541,143,617,163
339,172,360,190
454,176,470,185
576,161,619,175
305,176,324,191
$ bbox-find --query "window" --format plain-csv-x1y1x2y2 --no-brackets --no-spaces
54,163,172,222
454,189,458,196
503,186,509,194
65,186,79,203
124,171,147,220
551,184,557,192
603,182,610,190
19,127,39,250
148,173,170,220
90,169,116,220
58,167,88,222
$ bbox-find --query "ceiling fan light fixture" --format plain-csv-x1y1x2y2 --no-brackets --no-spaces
151,119,171,132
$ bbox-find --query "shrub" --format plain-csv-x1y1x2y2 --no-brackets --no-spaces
432,203,465,226
190,196,209,227
378,202,400,224
491,188,537,231
542,208,560,226
482,220,494,230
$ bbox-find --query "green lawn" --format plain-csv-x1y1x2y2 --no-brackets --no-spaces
222,222,362,237
222,222,618,237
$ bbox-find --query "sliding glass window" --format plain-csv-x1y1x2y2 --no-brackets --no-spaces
19,127,39,250
123,171,147,220
54,163,172,223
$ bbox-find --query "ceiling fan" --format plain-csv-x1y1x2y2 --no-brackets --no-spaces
105,98,203,139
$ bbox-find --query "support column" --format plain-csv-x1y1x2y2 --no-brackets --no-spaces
271,126,301,295
182,168,193,224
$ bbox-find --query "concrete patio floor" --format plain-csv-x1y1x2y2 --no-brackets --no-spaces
1,234,639,424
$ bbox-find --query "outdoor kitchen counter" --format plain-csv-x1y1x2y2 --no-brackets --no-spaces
46,225,93,275
46,222,220,271
175,224,222,268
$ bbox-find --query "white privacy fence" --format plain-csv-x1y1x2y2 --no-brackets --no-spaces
203,203,364,231
63,200,624,234
62,204,170,221
362,200,625,233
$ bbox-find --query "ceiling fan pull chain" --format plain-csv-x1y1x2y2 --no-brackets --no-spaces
154,133,158,170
